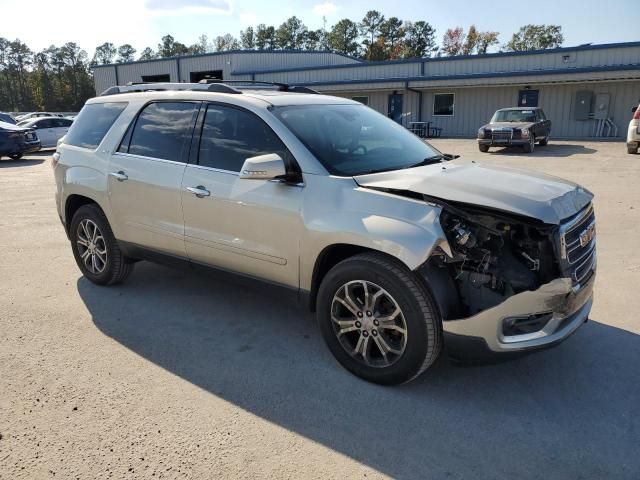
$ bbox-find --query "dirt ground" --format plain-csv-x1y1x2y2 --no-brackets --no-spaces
1,140,639,479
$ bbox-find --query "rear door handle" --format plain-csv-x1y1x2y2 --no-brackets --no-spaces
109,171,128,182
186,186,210,198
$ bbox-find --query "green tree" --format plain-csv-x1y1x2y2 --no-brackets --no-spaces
359,10,385,60
255,24,276,50
117,44,136,62
138,47,156,60
276,16,308,49
213,34,239,51
506,24,563,51
92,42,116,65
240,27,255,49
328,19,359,56
157,35,189,57
476,31,499,54
402,21,438,58
380,17,405,59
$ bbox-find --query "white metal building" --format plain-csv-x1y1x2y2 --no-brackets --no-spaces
93,42,640,139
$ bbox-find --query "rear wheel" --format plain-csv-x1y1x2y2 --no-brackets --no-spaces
628,145,638,154
317,252,442,385
70,204,134,285
8,153,22,160
478,144,490,153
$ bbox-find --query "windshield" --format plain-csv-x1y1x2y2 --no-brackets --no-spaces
491,109,536,123
272,104,442,176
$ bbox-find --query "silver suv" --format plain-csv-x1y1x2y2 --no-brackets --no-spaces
53,82,596,385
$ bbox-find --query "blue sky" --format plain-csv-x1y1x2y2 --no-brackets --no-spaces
2,0,638,55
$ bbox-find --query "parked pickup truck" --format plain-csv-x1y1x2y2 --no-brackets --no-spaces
478,107,551,153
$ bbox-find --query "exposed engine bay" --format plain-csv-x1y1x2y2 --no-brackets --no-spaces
421,196,561,319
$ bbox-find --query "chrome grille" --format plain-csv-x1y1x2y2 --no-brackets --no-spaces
559,205,596,285
491,130,512,142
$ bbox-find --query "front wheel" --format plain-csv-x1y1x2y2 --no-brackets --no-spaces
8,153,22,160
523,134,535,153
628,145,638,154
538,136,549,146
317,252,442,385
70,204,134,285
478,144,490,153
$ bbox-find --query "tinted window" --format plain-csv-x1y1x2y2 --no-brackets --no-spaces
537,110,547,121
36,119,54,129
65,102,127,149
55,118,73,127
198,105,288,172
127,102,198,162
433,94,454,116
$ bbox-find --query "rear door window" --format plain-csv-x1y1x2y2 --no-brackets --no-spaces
65,102,128,149
125,102,198,162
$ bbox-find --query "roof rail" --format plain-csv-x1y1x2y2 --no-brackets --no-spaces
198,79,319,94
99,82,242,96
99,80,318,97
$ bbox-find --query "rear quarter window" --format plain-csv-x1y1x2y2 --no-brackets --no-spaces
64,102,128,149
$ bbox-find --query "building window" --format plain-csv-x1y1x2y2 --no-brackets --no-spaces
352,96,369,106
433,93,454,116
141,74,170,83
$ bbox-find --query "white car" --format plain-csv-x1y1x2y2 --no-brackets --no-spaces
627,104,640,154
15,112,63,123
21,116,73,148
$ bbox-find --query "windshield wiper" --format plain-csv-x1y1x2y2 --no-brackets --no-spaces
404,155,446,169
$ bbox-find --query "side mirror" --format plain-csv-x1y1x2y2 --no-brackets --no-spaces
239,153,286,180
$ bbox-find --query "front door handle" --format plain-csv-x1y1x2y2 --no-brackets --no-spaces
109,171,128,182
186,185,211,198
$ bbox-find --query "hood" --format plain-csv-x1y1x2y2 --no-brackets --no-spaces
482,122,534,130
354,161,593,224
0,121,29,132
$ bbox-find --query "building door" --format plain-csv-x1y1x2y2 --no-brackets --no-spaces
388,93,403,124
518,89,539,107
190,70,223,82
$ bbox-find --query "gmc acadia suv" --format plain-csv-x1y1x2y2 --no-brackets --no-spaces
53,82,596,385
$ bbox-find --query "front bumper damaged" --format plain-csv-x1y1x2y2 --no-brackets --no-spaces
443,275,594,360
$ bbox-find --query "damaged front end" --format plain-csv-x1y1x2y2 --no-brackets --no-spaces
418,196,596,360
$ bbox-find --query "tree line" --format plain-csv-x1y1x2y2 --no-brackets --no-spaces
1,10,564,112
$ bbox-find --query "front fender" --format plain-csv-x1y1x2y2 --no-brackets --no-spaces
299,176,449,291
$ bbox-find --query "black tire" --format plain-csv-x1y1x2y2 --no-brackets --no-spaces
316,252,442,385
70,204,134,286
478,144,490,153
628,146,638,154
8,153,22,160
538,136,549,146
522,133,535,153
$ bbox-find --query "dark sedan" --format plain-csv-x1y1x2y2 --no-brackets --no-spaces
0,121,41,160
477,107,551,153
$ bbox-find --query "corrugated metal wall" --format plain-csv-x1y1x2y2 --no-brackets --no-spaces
326,80,640,138
92,51,359,92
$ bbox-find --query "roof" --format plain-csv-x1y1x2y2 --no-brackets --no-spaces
92,49,362,69
232,41,640,76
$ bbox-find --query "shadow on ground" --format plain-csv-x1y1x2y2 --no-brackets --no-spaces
0,158,46,167
78,262,640,479
490,143,598,157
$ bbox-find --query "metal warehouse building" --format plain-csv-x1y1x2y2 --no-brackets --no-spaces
93,42,640,139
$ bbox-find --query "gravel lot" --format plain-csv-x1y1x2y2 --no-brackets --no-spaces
1,140,639,479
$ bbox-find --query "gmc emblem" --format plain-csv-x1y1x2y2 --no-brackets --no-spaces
579,223,596,247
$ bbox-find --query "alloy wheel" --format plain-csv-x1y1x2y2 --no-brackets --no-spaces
331,280,408,368
76,219,108,274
